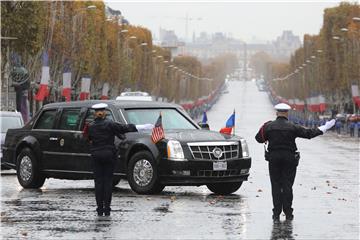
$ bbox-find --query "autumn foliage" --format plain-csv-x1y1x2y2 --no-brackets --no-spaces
1,1,238,115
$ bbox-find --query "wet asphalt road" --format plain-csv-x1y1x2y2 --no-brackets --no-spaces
1,81,359,239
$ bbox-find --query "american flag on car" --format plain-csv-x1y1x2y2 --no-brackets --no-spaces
151,113,165,143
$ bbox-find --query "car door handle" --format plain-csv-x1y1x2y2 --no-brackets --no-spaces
49,137,58,141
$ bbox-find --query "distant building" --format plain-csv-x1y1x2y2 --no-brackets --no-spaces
182,30,301,62
270,31,301,60
184,32,246,60
159,28,184,58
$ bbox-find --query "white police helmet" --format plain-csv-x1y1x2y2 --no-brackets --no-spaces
92,103,108,111
274,103,291,112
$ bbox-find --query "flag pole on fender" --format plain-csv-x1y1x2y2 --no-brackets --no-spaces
233,109,235,136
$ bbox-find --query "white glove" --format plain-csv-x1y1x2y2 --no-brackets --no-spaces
318,119,335,133
136,124,154,131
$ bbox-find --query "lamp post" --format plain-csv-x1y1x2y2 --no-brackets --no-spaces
71,5,98,95
138,42,148,91
1,36,18,110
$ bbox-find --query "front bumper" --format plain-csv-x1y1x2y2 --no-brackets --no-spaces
159,157,251,186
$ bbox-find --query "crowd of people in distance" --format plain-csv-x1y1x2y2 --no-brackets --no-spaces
288,113,360,138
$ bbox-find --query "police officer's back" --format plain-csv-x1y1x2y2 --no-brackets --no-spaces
87,103,137,217
255,103,335,221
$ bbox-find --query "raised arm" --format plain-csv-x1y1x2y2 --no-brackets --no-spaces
111,122,138,139
294,124,323,139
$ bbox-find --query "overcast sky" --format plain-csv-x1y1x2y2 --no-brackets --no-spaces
106,1,343,43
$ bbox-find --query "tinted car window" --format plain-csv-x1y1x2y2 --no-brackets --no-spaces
124,109,196,130
58,108,81,130
34,110,57,129
1,116,22,133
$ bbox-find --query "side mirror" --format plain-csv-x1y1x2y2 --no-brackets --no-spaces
198,122,210,130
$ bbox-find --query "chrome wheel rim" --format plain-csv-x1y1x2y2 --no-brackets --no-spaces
133,159,153,187
19,155,32,182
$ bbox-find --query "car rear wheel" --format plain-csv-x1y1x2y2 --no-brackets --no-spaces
127,150,164,194
16,148,45,188
207,182,243,195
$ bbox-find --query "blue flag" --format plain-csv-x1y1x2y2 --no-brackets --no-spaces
202,111,208,124
225,111,235,128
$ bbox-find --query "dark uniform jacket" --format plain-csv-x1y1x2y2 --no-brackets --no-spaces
87,118,137,152
255,116,323,152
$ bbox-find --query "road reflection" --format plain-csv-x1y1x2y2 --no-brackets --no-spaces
93,216,114,233
270,220,294,240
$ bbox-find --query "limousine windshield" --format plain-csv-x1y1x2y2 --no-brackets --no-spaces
124,108,197,130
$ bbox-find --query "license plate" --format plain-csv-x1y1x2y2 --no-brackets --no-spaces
213,161,227,171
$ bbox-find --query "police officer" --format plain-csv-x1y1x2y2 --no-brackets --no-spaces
255,103,335,221
87,103,138,217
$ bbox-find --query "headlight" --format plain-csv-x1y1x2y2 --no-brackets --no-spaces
240,139,250,157
167,140,185,160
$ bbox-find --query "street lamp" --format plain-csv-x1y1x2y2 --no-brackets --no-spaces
129,36,137,39
71,5,100,91
332,36,341,40
352,17,360,22
317,49,323,53
87,5,97,10
340,28,349,32
121,29,129,33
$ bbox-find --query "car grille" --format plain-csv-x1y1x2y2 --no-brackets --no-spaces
195,169,241,177
188,142,239,161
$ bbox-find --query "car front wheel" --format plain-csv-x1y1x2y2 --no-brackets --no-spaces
16,148,45,188
127,150,164,194
207,182,243,195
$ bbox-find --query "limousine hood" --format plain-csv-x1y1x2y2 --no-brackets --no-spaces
163,129,241,143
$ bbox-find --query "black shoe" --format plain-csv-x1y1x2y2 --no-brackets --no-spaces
285,214,294,221
104,211,110,216
96,207,104,216
272,215,280,222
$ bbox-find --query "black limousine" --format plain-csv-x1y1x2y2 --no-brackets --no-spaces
2,100,251,194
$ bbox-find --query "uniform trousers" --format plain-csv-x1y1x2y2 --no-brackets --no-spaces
92,149,115,214
268,150,297,217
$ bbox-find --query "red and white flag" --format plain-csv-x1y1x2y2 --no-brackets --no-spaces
100,82,109,100
307,96,320,112
151,113,165,143
35,52,50,101
288,99,295,109
318,95,326,112
62,70,71,102
79,77,91,100
351,85,360,108
294,99,305,111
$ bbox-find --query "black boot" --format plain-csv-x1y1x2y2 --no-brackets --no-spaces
104,207,111,216
284,208,294,221
97,209,104,216
272,215,280,222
